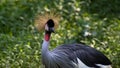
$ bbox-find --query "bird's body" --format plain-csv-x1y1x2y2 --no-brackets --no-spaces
42,39,112,68
35,14,112,68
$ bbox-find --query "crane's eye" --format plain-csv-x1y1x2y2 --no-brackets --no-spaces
47,19,54,27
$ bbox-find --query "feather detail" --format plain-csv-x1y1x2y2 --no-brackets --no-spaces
35,12,60,31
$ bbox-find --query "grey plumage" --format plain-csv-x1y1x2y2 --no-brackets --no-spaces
42,40,75,68
42,40,111,68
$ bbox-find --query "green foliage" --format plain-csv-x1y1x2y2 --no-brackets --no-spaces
0,0,120,68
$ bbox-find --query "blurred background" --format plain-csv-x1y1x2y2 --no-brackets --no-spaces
0,0,120,68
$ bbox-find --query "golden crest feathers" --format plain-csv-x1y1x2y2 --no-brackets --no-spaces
35,12,60,31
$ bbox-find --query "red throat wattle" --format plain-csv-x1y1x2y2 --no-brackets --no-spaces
45,33,51,41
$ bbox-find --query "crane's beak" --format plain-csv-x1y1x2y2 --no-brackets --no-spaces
49,27,55,33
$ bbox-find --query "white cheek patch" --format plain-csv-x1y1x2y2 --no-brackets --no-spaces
45,25,49,31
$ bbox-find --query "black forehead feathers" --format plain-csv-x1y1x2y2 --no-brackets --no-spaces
47,19,54,27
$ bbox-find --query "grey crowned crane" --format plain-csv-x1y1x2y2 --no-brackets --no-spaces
35,13,112,68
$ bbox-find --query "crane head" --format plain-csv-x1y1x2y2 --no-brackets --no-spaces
35,12,60,32
45,19,55,33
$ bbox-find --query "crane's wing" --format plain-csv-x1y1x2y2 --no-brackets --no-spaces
52,44,112,68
